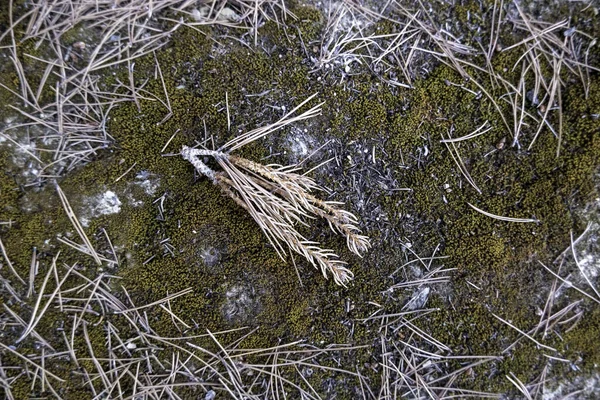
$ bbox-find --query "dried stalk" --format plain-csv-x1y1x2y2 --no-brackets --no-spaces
181,96,369,285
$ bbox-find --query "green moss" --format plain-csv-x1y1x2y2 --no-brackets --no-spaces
385,42,600,393
1,1,599,398
0,149,19,227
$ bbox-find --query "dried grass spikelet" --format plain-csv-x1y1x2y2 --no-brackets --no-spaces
181,94,369,285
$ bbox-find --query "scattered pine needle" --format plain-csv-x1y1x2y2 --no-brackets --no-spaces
467,202,538,223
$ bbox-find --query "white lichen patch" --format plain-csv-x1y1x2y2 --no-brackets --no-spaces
221,283,261,324
577,251,600,281
134,170,160,196
557,197,600,298
309,1,375,72
326,1,373,34
1,136,42,183
543,373,600,399
79,190,122,227
192,6,240,23
284,126,318,162
1,115,69,185
404,287,431,311
199,246,221,267
575,197,600,279
125,171,161,207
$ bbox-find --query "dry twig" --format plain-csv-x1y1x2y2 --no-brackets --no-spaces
181,95,370,285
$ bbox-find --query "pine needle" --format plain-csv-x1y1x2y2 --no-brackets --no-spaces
182,96,369,285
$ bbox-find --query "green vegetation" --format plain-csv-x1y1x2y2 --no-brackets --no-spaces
0,1,599,398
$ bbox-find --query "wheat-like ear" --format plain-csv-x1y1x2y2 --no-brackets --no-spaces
181,96,370,285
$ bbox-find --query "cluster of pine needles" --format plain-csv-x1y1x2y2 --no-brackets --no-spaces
181,94,370,285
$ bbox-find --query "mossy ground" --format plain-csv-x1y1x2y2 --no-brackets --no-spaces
1,1,600,398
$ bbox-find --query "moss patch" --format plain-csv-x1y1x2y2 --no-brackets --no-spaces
1,1,599,398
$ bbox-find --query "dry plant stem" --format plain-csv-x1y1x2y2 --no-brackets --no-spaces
228,155,370,254
217,155,354,285
56,184,103,265
181,139,369,286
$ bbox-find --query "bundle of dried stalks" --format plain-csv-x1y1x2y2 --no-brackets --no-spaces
181,95,369,285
